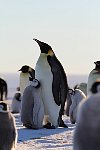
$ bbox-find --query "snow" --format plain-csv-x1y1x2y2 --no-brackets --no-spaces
5,99,75,150
14,114,75,150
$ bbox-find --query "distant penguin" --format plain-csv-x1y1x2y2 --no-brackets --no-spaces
0,102,17,150
73,83,100,150
19,65,35,96
33,39,69,128
87,61,100,95
11,87,21,113
69,88,86,124
0,77,8,101
74,82,87,96
21,78,44,129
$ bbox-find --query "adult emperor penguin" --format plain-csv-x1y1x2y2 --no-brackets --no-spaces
33,39,69,128
19,65,35,96
0,102,17,150
87,61,100,96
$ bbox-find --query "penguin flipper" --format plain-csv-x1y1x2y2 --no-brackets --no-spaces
47,56,68,106
52,71,61,106
52,66,68,107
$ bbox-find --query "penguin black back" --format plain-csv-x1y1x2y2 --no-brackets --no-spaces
47,55,68,106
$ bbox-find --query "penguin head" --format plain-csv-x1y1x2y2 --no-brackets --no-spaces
90,80,100,94
33,39,54,56
18,65,35,78
19,65,32,73
0,102,7,112
94,61,100,69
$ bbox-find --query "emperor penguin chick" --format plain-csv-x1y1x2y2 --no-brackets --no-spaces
21,78,44,129
73,80,100,150
0,102,17,150
11,87,21,113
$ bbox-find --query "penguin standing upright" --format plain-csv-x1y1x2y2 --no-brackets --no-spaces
21,78,44,129
87,61,100,95
11,87,21,113
33,39,69,128
0,102,17,150
19,65,35,96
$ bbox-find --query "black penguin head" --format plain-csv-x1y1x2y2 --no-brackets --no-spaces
90,80,100,94
18,65,33,73
0,102,7,111
33,39,54,56
94,61,100,69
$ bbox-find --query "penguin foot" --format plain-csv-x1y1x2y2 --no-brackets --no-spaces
71,121,75,124
23,123,33,129
43,122,56,129
59,123,68,128
58,118,68,128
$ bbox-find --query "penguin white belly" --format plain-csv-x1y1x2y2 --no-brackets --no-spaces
87,70,100,95
35,55,60,127
20,73,30,96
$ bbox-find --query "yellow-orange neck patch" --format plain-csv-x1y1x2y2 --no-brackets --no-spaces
48,49,54,56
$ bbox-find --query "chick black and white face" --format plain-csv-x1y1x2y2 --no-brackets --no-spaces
29,77,40,88
32,79,40,88
0,102,7,111
33,39,54,56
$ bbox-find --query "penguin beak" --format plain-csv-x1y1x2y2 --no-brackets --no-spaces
33,38,43,46
94,61,99,65
18,69,21,71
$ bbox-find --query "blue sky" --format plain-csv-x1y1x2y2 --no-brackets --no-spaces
0,0,100,75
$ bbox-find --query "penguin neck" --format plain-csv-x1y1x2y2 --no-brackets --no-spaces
94,67,100,73
37,53,49,67
20,72,30,95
